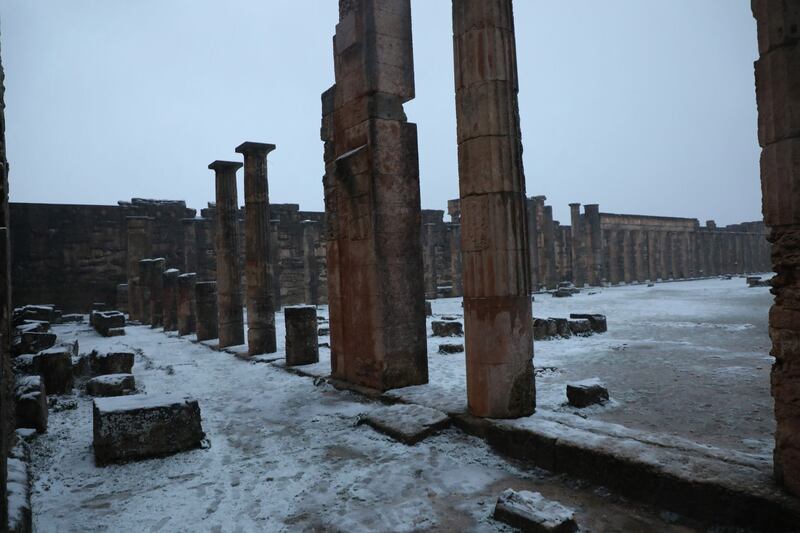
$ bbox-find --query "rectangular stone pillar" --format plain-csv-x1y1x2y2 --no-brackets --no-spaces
753,0,800,495
322,0,428,391
194,281,218,342
126,217,153,321
569,203,585,287
236,142,278,356
584,204,603,286
209,161,245,349
177,273,196,336
162,268,179,332
453,0,534,418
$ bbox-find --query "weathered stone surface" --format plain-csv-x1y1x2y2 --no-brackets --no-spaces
92,310,125,337
532,319,550,341
284,306,319,367
60,314,84,323
90,351,134,377
93,394,204,466
569,314,608,334
438,343,464,355
15,376,47,433
177,273,196,336
567,378,609,408
493,489,578,533
431,320,463,337
195,281,218,342
425,301,432,317
36,347,73,395
568,319,593,337
11,331,56,357
359,403,450,445
550,318,572,339
86,374,136,397
162,269,180,332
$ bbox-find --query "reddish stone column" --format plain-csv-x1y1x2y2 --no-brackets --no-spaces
584,204,603,286
569,203,585,287
209,161,245,349
754,0,800,495
126,217,153,321
454,0,534,418
177,273,196,336
235,142,277,356
162,268,180,332
195,281,218,342
322,0,428,391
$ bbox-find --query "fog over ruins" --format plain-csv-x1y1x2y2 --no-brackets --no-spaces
0,1,798,532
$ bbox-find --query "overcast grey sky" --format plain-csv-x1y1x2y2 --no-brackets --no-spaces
1,1,760,225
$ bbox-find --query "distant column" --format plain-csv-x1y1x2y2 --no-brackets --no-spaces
162,268,180,332
454,0,534,418
449,223,463,297
607,229,621,284
423,223,438,299
569,203,585,287
235,142,278,356
181,218,198,274
177,273,197,336
209,160,245,349
149,258,166,328
622,230,634,284
633,230,647,283
195,281,218,342
126,217,153,321
531,196,547,290
543,205,557,289
584,204,603,285
658,232,670,280
679,232,691,279
647,230,658,281
138,259,154,324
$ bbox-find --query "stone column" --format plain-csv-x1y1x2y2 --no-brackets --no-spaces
526,198,539,291
196,217,216,281
323,0,428,391
607,229,621,284
162,268,180,332
138,259,154,324
658,232,670,280
453,0,534,418
126,217,153,321
633,230,647,283
177,273,196,336
647,230,658,281
622,230,634,284
302,220,321,306
680,231,691,279
284,306,319,366
530,196,547,290
449,223,463,297
235,142,278,356
584,204,603,286
181,218,198,274
149,258,166,328
423,223,438,299
569,203,585,287
269,219,282,310
195,281,218,342
209,161,245,349
754,0,800,495
542,205,557,289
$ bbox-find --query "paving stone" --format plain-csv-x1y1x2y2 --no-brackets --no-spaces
567,378,609,408
493,489,578,533
86,374,136,397
438,343,464,355
359,403,450,445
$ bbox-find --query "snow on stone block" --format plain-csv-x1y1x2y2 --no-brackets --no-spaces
567,319,593,336
90,351,134,376
438,343,464,354
359,403,450,445
37,347,74,395
7,455,31,533
569,314,608,333
493,489,578,533
566,378,609,408
93,394,205,466
431,320,463,337
15,376,48,433
86,374,136,397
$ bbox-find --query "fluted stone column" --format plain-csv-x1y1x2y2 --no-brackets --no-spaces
680,232,691,279
657,232,669,280
126,217,153,321
162,268,180,332
236,142,277,356
584,204,603,286
453,0,534,418
209,161,245,349
755,0,800,493
177,273,196,336
449,223,463,297
195,281,218,342
569,203,585,287
149,258,166,328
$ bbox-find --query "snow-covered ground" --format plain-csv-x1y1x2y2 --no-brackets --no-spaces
28,276,771,531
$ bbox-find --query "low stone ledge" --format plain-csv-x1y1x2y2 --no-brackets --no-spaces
90,351,134,376
493,489,578,533
93,394,204,466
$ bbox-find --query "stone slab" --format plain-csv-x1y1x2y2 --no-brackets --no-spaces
86,374,136,397
359,403,450,445
493,489,578,533
90,351,134,376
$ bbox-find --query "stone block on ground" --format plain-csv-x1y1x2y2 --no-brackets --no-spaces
431,320,463,337
61,314,84,323
533,319,550,341
284,306,319,366
569,314,608,333
15,376,48,433
746,276,770,288
37,347,74,395
12,355,39,377
12,331,56,357
438,343,464,354
93,394,204,466
7,443,32,533
86,374,136,397
493,489,578,533
90,351,134,376
567,319,593,336
552,288,574,298
92,310,126,337
359,404,450,445
566,378,609,408
550,318,572,339
21,304,58,323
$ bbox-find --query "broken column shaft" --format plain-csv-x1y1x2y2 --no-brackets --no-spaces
194,281,218,342
453,0,534,418
236,142,277,356
162,268,180,332
209,161,245,349
284,306,319,366
126,217,153,322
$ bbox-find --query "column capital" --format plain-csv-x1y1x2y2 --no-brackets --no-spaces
208,160,243,172
235,142,276,157
569,202,582,208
